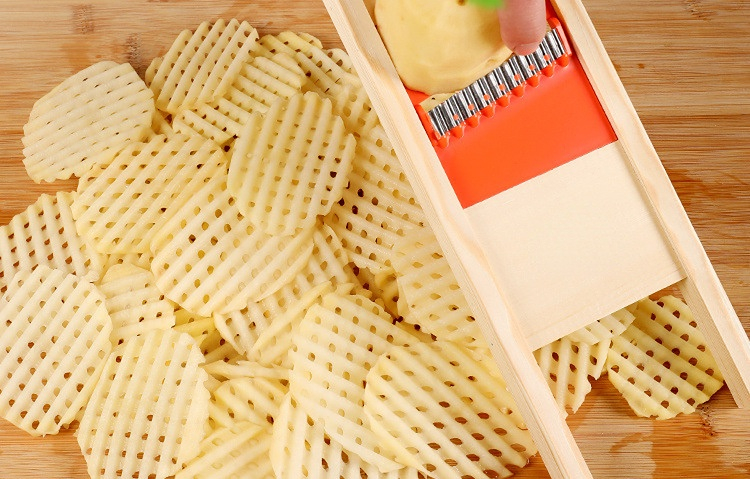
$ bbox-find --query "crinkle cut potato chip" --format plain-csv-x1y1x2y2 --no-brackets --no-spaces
606,295,725,420
364,340,537,479
147,19,259,114
73,134,227,255
324,126,425,274
176,422,274,479
228,91,356,236
391,224,485,349
98,263,176,346
0,266,112,436
209,377,288,429
78,329,210,479
22,61,154,182
290,290,419,473
534,336,609,415
0,191,105,294
149,169,314,316
271,394,421,479
566,307,636,345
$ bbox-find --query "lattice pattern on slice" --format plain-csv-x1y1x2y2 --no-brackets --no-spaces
149,169,314,316
391,225,485,349
0,191,105,294
22,61,154,182
78,329,210,479
201,328,242,366
222,223,355,362
352,266,401,320
271,394,420,479
173,308,216,345
566,307,636,345
209,377,288,429
73,134,227,254
101,251,153,276
228,91,356,236
203,360,289,383
364,340,537,479
0,266,112,436
98,263,176,345
175,422,273,479
150,108,175,136
255,32,324,61
290,291,421,473
324,126,425,273
534,336,609,415
147,19,259,114
606,295,725,419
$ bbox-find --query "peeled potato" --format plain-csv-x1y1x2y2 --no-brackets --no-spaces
375,0,513,95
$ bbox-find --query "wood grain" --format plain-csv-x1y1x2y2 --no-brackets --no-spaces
0,1,747,478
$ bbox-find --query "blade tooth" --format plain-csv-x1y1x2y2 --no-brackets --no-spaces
427,106,448,137
500,62,521,89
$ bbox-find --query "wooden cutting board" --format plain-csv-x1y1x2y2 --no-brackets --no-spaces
0,1,748,478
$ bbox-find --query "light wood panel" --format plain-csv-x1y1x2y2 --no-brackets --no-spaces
0,1,748,478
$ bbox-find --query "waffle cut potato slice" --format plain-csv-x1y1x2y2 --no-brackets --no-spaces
271,394,420,479
149,169,314,316
0,266,112,436
324,126,425,274
606,295,725,419
240,224,356,364
22,61,154,182
534,336,609,415
176,422,274,479
173,307,216,345
73,134,227,254
391,224,485,349
100,251,153,275
147,19,258,114
98,263,176,345
289,291,420,473
228,91,356,236
364,340,537,479
0,191,105,293
209,376,288,430
172,52,307,151
566,307,636,345
77,329,210,479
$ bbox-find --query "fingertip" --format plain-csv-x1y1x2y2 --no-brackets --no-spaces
497,0,547,55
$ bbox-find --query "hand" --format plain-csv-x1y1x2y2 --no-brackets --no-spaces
497,0,547,55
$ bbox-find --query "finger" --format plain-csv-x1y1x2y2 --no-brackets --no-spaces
497,0,547,55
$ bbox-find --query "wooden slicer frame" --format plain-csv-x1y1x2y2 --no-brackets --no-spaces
321,0,750,477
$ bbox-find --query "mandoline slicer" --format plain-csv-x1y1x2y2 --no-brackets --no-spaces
322,0,750,478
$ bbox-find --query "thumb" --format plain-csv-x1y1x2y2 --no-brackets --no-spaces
497,0,547,55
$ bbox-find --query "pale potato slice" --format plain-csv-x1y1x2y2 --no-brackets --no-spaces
271,394,421,479
534,336,609,415
98,263,176,345
73,134,227,254
0,266,112,436
23,61,154,182
176,422,273,479
149,169,314,316
566,307,636,345
228,91,356,236
289,291,420,473
147,19,259,114
391,224,485,349
77,329,209,479
364,340,537,479
209,377,288,429
606,295,725,419
0,191,105,293
324,126,425,273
